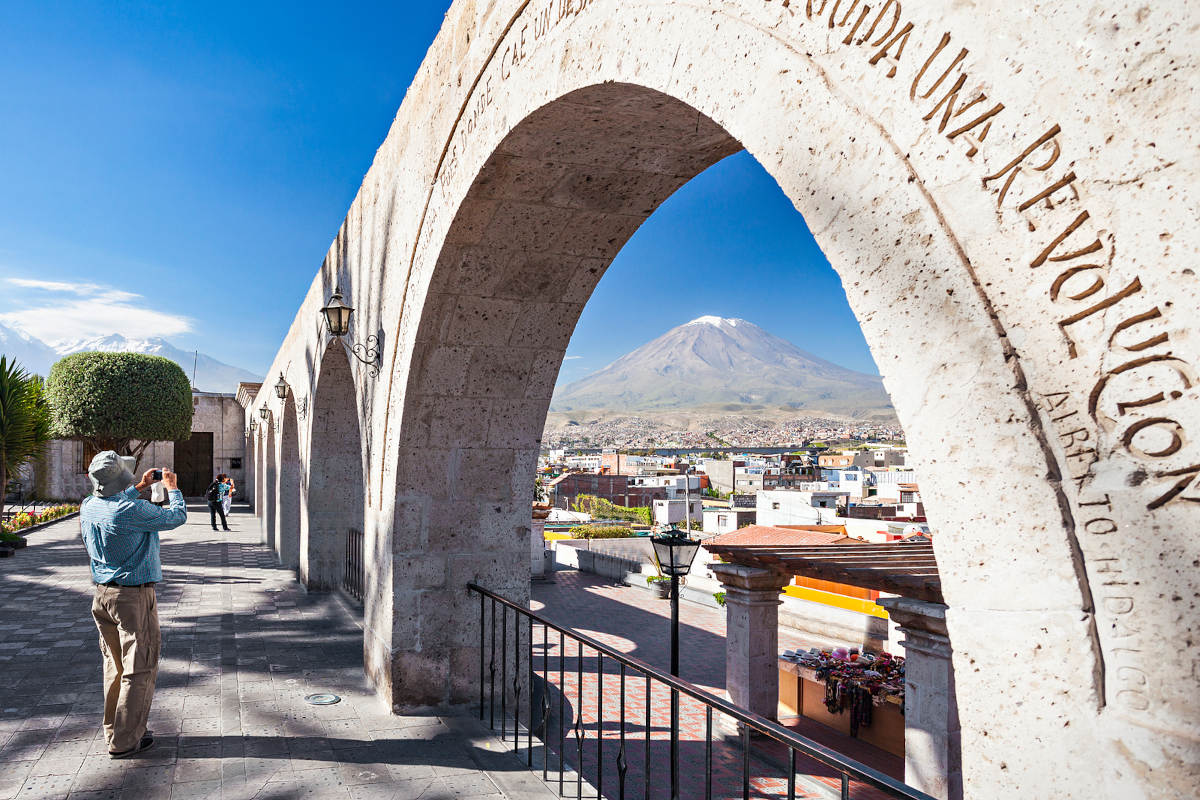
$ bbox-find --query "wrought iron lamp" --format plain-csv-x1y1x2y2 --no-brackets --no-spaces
274,373,288,400
258,406,270,422
650,525,701,800
320,285,381,377
249,418,257,432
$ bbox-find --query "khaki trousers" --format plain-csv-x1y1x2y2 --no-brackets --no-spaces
91,584,160,752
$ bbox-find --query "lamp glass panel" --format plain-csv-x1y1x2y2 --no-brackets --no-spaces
651,538,672,572
675,540,701,575
336,305,352,335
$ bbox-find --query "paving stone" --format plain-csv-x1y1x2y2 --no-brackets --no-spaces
0,513,554,800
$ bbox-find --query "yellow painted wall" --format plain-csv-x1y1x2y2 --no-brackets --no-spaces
782,585,890,619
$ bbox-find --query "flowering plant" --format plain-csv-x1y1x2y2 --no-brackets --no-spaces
1,504,79,535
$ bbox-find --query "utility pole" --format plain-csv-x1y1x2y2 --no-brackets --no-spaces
684,463,691,531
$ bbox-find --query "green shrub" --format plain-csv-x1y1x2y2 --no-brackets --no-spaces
46,352,192,463
568,524,633,539
570,494,652,525
0,357,52,519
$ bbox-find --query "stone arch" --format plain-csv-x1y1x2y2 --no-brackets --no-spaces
251,2,1197,794
275,394,301,570
259,424,276,550
302,345,367,591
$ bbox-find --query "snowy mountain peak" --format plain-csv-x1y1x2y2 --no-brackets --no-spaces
0,328,261,391
686,315,744,328
553,317,893,418
55,334,172,355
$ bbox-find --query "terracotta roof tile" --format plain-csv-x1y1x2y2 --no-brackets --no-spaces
704,525,851,548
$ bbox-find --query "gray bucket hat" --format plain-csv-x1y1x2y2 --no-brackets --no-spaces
88,451,137,497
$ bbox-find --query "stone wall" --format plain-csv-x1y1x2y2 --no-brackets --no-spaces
245,1,1200,794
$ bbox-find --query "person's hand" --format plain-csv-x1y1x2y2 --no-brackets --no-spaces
162,469,179,491
136,469,157,491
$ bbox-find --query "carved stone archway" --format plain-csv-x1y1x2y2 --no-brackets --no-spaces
274,394,301,570
247,2,1199,796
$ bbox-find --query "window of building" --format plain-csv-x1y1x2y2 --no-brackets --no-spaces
79,441,98,474
718,514,728,526
230,457,243,470
771,502,780,510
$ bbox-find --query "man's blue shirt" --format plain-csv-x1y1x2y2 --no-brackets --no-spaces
81,485,187,584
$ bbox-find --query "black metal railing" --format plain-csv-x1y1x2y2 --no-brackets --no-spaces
468,583,933,800
343,527,364,603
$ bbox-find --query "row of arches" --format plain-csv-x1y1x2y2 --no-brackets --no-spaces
250,345,367,600
235,0,1197,794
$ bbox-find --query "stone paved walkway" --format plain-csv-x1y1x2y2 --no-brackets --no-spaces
0,505,553,800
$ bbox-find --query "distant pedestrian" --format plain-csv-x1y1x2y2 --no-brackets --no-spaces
221,474,235,517
80,452,186,759
206,476,230,532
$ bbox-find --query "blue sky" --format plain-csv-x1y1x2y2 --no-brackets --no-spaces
0,0,878,381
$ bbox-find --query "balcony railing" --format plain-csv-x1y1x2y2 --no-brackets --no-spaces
343,527,364,603
468,583,933,800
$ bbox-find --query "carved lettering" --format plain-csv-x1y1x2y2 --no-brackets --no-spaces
867,21,913,78
1148,464,1200,510
1083,517,1117,535
1108,308,1168,353
862,0,901,46
1059,276,1142,358
1122,417,1185,460
1088,353,1193,423
982,125,1062,210
1032,210,1103,269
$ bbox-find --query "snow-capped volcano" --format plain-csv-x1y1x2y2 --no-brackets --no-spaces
551,317,893,419
0,326,260,392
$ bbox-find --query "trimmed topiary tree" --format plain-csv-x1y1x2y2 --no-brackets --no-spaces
0,357,52,518
46,352,193,465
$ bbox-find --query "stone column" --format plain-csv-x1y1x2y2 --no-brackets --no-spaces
531,518,546,577
877,597,961,800
710,564,791,721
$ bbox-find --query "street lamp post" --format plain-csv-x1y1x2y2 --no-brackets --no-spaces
650,527,701,800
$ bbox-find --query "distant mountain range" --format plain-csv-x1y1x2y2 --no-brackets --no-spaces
0,324,261,393
550,316,895,420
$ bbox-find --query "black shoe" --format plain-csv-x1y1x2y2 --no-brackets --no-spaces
212,527,219,531
110,734,154,759
223,527,231,532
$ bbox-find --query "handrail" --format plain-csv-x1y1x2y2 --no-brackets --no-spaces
468,582,934,800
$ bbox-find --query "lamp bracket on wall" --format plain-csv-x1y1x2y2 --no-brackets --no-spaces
349,335,381,378
319,286,381,378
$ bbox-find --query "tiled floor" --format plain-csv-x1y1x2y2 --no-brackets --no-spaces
0,505,553,800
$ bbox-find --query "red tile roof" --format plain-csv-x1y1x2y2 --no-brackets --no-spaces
704,525,851,548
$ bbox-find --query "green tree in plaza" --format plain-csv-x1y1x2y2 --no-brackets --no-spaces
0,357,52,517
46,352,193,465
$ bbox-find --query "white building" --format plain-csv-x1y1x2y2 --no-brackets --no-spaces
653,497,704,526
756,489,849,526
702,506,757,536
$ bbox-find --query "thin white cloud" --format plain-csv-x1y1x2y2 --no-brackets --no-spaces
6,278,90,293
0,278,192,344
563,355,582,360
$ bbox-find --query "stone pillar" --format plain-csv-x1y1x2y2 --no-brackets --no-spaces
877,597,961,800
710,564,791,721
531,519,546,577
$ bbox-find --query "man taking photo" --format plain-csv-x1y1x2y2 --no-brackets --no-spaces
80,451,187,758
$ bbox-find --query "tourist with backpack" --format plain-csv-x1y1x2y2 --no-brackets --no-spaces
206,475,230,532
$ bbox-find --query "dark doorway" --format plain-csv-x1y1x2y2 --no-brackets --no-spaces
173,432,213,497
